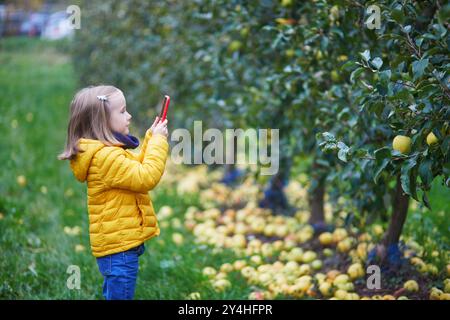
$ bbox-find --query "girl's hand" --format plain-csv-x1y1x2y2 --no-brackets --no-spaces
150,116,160,134
152,119,168,137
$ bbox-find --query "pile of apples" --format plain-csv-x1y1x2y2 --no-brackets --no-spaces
158,164,450,300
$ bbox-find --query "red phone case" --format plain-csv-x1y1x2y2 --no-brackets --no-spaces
159,95,170,121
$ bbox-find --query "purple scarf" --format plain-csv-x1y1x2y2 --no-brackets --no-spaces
113,131,140,149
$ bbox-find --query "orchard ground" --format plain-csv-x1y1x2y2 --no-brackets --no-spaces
0,38,448,300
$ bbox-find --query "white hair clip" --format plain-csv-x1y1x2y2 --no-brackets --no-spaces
97,95,108,102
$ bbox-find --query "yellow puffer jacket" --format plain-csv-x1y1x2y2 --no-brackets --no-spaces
69,129,169,257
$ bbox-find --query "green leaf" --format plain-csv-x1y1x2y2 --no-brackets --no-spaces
371,57,383,70
442,136,450,156
374,147,391,183
391,86,414,102
350,67,364,83
354,149,368,158
432,23,447,39
337,141,350,162
418,158,433,187
341,60,356,71
412,59,429,80
359,50,371,62
422,192,431,210
400,158,418,200
379,70,392,83
402,25,412,33
321,132,335,142
368,101,384,116
338,149,348,162
391,7,405,24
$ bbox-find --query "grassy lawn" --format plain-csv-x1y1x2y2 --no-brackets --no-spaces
0,38,248,299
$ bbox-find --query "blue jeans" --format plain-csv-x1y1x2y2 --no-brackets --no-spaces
96,244,145,300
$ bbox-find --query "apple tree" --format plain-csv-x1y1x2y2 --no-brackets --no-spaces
318,0,449,264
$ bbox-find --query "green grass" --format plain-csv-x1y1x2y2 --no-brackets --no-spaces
0,37,249,299
403,180,449,269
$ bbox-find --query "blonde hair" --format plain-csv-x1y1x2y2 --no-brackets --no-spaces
58,85,125,160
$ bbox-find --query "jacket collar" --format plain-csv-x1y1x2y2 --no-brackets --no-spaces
112,131,140,149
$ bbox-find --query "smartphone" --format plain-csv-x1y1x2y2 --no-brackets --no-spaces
159,95,170,121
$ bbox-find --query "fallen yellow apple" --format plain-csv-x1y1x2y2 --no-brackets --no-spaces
332,228,348,242
220,263,233,273
347,263,365,280
248,291,265,300
334,289,348,300
311,259,323,270
299,264,311,275
250,255,263,265
212,279,231,292
440,293,450,300
215,272,228,280
444,279,450,293
319,232,333,246
346,293,360,300
16,175,27,187
319,282,333,297
337,238,352,253
202,267,217,278
323,248,334,257
287,247,303,262
403,280,419,292
233,260,247,271
429,287,442,300
333,274,350,286
172,233,184,245
302,250,317,263
187,292,201,300
241,266,256,278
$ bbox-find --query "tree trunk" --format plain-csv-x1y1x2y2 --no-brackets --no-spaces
259,157,292,214
308,160,325,224
383,175,410,247
309,181,325,224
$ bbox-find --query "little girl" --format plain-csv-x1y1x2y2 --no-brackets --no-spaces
58,85,169,300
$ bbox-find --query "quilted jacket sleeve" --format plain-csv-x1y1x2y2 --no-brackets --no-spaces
137,128,153,163
98,134,169,193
